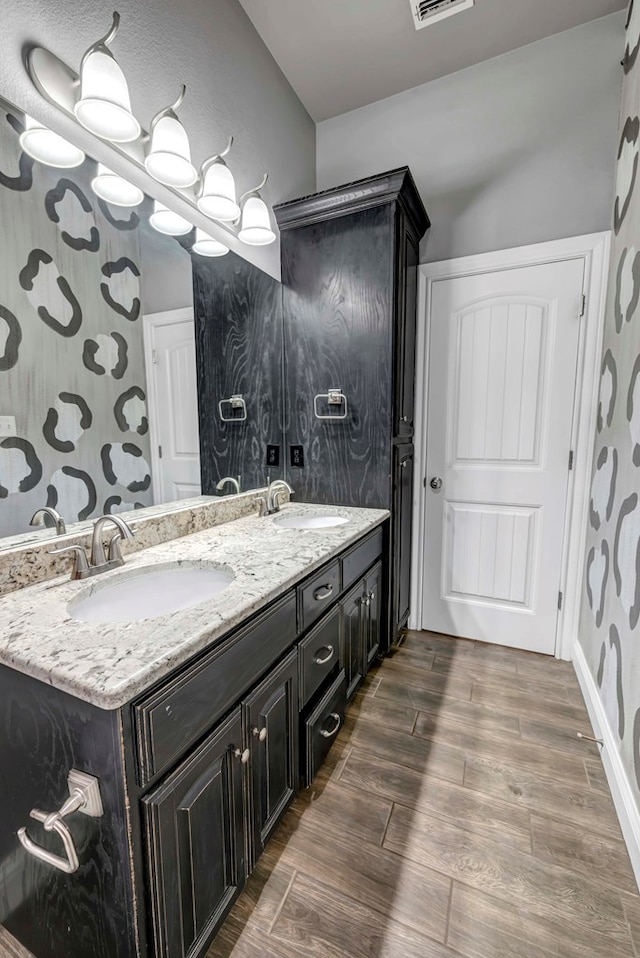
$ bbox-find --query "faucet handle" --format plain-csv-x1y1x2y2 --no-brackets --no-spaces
49,545,90,580
107,532,124,563
254,495,269,517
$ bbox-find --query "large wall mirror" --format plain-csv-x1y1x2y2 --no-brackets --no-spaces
0,94,285,547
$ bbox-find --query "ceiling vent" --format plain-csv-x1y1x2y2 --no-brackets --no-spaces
411,0,475,30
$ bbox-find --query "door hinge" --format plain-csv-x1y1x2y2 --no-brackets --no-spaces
158,445,163,459
579,294,586,318
558,591,563,611
568,450,574,471
152,348,158,365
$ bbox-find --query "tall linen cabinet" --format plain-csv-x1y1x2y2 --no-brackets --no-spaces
275,168,430,649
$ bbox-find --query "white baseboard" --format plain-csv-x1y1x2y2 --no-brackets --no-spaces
573,642,640,891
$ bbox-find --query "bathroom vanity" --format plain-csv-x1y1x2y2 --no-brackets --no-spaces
0,503,387,958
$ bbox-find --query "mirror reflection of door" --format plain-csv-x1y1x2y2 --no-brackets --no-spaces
143,308,202,504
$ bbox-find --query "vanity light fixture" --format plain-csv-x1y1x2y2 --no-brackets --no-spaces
74,12,141,143
192,228,229,257
238,175,276,246
19,115,86,168
144,85,198,189
149,200,193,236
197,137,240,222
91,162,144,206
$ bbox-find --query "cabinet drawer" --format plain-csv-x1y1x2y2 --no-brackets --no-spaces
134,592,297,785
298,605,341,708
303,669,347,786
341,527,383,590
298,560,341,631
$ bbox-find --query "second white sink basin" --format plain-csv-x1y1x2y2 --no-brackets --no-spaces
69,564,234,624
274,514,350,530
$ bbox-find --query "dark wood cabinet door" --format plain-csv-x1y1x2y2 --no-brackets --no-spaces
364,561,383,668
394,218,419,439
280,205,394,509
143,708,246,958
392,444,415,642
340,582,365,700
244,649,299,865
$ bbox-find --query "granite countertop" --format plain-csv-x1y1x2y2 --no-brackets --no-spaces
0,502,388,710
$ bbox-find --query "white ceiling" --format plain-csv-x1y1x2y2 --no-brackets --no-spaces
238,0,626,121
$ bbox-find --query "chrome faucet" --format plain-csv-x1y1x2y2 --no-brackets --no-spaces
216,476,241,494
90,515,135,567
257,479,294,516
51,514,135,581
30,507,66,536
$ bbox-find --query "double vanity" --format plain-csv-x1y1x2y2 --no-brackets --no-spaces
0,497,388,958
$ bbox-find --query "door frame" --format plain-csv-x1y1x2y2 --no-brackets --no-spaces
142,306,196,505
410,232,611,660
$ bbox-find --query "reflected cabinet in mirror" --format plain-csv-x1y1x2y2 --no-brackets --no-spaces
0,97,282,545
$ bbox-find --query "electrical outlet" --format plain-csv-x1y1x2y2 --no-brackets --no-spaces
266,444,280,467
290,445,305,468
0,416,17,438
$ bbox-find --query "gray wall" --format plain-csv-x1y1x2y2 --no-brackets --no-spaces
317,14,624,263
0,0,316,283
579,1,640,825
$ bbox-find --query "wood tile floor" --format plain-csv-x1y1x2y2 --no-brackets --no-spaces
208,631,640,958
1,631,638,958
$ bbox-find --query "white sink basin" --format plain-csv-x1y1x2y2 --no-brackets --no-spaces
69,565,234,624
274,514,350,530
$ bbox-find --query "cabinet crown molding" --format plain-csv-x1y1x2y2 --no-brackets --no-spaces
274,167,430,240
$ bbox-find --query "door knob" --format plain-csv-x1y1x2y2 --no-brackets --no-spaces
430,477,443,490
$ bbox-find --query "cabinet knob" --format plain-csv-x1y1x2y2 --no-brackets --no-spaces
368,591,375,601
401,461,408,469
234,747,251,764
252,727,268,742
401,415,409,423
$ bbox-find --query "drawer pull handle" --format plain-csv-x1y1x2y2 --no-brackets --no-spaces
252,726,268,742
313,645,334,665
320,713,341,739
234,747,251,764
313,584,334,601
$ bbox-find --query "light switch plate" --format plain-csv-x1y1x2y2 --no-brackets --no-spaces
0,416,16,437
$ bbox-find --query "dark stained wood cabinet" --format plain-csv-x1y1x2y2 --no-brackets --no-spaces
364,561,383,668
244,648,298,866
393,445,415,641
340,582,365,701
275,168,429,649
192,251,285,494
0,526,384,958
142,709,246,958
339,562,384,701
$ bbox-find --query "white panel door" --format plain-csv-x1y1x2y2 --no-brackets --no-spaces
422,259,585,654
147,313,201,503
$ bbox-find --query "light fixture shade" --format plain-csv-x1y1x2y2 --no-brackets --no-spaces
197,159,240,222
238,194,276,246
75,48,140,142
91,163,144,207
19,115,85,168
192,228,229,257
145,115,197,188
149,201,193,236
